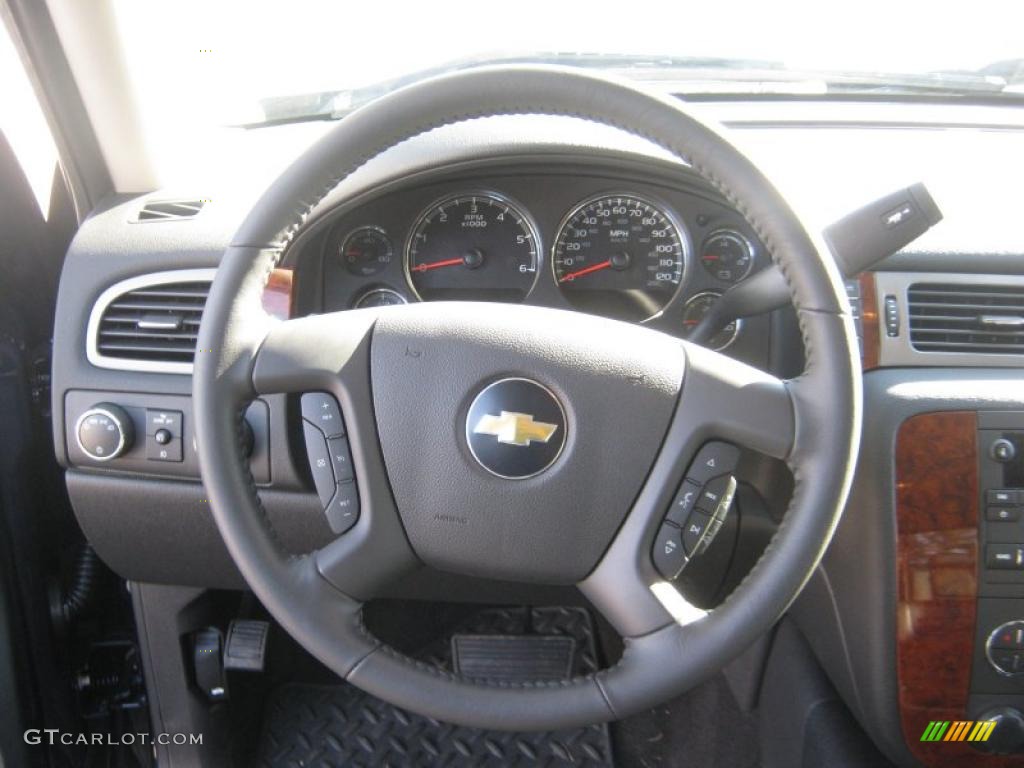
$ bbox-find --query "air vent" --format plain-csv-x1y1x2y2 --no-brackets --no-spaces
908,282,1024,355
87,269,216,373
136,199,205,222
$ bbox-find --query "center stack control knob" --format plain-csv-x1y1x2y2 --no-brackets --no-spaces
972,708,1024,755
75,404,134,461
992,438,1017,463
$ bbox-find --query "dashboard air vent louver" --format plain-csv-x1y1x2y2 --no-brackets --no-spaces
908,282,1024,355
89,270,216,373
136,199,205,222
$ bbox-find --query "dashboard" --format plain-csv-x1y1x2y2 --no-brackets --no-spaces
48,105,1024,768
292,161,770,359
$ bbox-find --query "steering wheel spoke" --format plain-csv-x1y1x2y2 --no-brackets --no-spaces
251,310,378,395
580,340,794,637
248,307,421,598
678,341,795,461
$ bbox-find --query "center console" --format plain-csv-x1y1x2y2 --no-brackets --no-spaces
969,414,1024,754
897,410,1024,765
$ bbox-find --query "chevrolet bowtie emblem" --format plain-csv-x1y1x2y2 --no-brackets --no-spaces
473,411,559,447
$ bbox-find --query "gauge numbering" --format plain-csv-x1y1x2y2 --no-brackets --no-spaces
552,193,687,322
405,191,540,302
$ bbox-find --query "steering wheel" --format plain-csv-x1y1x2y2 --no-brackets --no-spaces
193,66,860,730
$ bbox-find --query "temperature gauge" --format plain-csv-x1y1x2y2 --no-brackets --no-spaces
341,226,393,277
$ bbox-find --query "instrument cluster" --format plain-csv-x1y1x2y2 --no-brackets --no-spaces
307,166,767,352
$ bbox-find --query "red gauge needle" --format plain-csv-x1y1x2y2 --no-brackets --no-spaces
558,259,612,283
411,257,464,273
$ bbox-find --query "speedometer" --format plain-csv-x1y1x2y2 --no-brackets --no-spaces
552,193,687,321
405,191,539,302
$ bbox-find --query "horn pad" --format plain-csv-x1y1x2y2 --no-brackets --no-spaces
369,303,684,584
466,377,567,480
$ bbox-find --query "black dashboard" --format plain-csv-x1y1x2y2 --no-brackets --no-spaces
47,105,1024,768
293,160,770,363
52,141,786,589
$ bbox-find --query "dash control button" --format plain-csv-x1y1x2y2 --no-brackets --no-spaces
146,436,182,462
76,405,134,461
988,621,1024,677
652,523,687,580
991,623,1024,650
987,544,1024,570
988,507,1022,523
988,489,1019,506
146,409,182,438
301,393,345,438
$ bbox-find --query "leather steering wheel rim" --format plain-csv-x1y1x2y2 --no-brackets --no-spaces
193,65,861,731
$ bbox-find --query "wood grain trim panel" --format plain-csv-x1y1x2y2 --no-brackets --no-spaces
262,268,294,320
895,411,1019,767
860,271,880,371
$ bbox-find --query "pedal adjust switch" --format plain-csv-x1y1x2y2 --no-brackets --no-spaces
192,628,227,701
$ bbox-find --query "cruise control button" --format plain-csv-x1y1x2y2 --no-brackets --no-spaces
302,421,336,506
988,506,1022,522
652,523,687,580
301,393,345,438
327,437,354,483
324,482,359,534
682,511,713,555
686,442,740,486
666,479,702,527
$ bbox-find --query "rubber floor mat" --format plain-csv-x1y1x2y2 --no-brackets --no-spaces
256,606,614,767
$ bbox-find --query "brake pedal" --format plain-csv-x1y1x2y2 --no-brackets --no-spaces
451,634,575,682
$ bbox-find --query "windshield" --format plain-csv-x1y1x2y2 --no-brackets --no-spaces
109,0,1022,180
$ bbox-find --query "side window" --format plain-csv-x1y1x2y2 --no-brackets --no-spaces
0,19,60,219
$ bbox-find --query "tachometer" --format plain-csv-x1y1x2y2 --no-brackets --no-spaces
552,193,687,321
405,192,539,302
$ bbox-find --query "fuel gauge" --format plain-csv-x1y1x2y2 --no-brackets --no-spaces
353,287,407,309
682,292,741,351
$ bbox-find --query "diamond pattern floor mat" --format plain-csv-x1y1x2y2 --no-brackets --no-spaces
256,606,613,767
